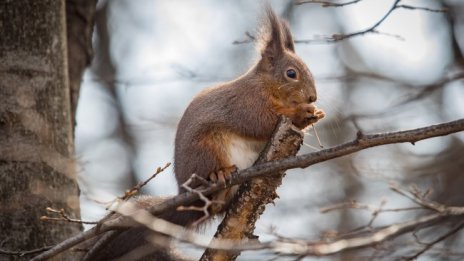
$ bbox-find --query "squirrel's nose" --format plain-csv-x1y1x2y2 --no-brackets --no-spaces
308,95,317,103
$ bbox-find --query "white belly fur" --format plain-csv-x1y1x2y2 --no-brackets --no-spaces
226,136,266,170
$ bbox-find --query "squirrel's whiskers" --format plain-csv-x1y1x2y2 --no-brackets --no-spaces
89,6,326,260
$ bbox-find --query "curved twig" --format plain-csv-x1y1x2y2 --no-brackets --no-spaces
31,118,464,260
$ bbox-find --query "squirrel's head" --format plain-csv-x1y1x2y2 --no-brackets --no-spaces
256,7,317,107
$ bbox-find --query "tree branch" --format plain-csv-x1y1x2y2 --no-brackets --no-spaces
81,190,464,258
295,0,363,7
137,119,464,223
279,212,447,256
295,0,447,44
232,1,447,45
30,118,464,260
0,245,53,257
397,4,448,13
406,221,464,260
200,117,303,260
297,0,402,43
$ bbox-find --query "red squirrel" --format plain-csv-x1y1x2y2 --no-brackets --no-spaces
174,7,324,222
86,7,325,260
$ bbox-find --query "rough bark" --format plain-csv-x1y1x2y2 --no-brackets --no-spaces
200,117,304,261
0,1,81,260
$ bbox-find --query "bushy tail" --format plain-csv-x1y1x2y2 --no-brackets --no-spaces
82,196,204,261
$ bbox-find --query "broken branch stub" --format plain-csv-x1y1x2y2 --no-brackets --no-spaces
201,116,304,261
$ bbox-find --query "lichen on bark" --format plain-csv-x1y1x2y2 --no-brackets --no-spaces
201,117,304,261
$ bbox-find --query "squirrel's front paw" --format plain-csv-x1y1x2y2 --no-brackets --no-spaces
208,165,237,185
208,166,238,214
293,104,325,129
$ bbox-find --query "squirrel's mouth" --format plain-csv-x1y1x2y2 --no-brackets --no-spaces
290,99,314,107
287,90,316,106
290,100,299,106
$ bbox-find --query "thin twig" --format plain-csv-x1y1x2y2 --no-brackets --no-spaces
93,162,172,231
105,200,464,258
397,4,447,13
88,200,464,258
335,0,399,42
390,184,445,213
320,200,368,213
397,72,464,106
30,228,107,261
312,124,324,148
295,0,362,7
232,31,256,45
296,0,446,44
234,1,448,45
41,208,98,225
121,162,171,200
320,200,423,214
390,184,464,216
82,230,123,261
31,118,464,260
405,221,464,260
0,245,53,257
303,142,320,150
178,174,225,226
295,213,447,256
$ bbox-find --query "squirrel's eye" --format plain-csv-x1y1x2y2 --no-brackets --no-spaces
286,69,297,79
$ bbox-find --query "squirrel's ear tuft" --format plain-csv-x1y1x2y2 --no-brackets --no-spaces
281,20,295,52
257,5,285,71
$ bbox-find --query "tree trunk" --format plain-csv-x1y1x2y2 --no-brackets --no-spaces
0,1,82,260
66,0,97,126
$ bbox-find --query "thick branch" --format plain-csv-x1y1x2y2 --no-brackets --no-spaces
78,190,464,258
134,119,464,224
201,117,303,260
30,228,101,261
31,118,464,260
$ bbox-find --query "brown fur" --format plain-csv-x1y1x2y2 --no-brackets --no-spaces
84,196,201,261
86,7,325,260
174,5,323,224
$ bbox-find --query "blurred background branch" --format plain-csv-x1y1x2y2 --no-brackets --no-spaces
68,0,464,260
